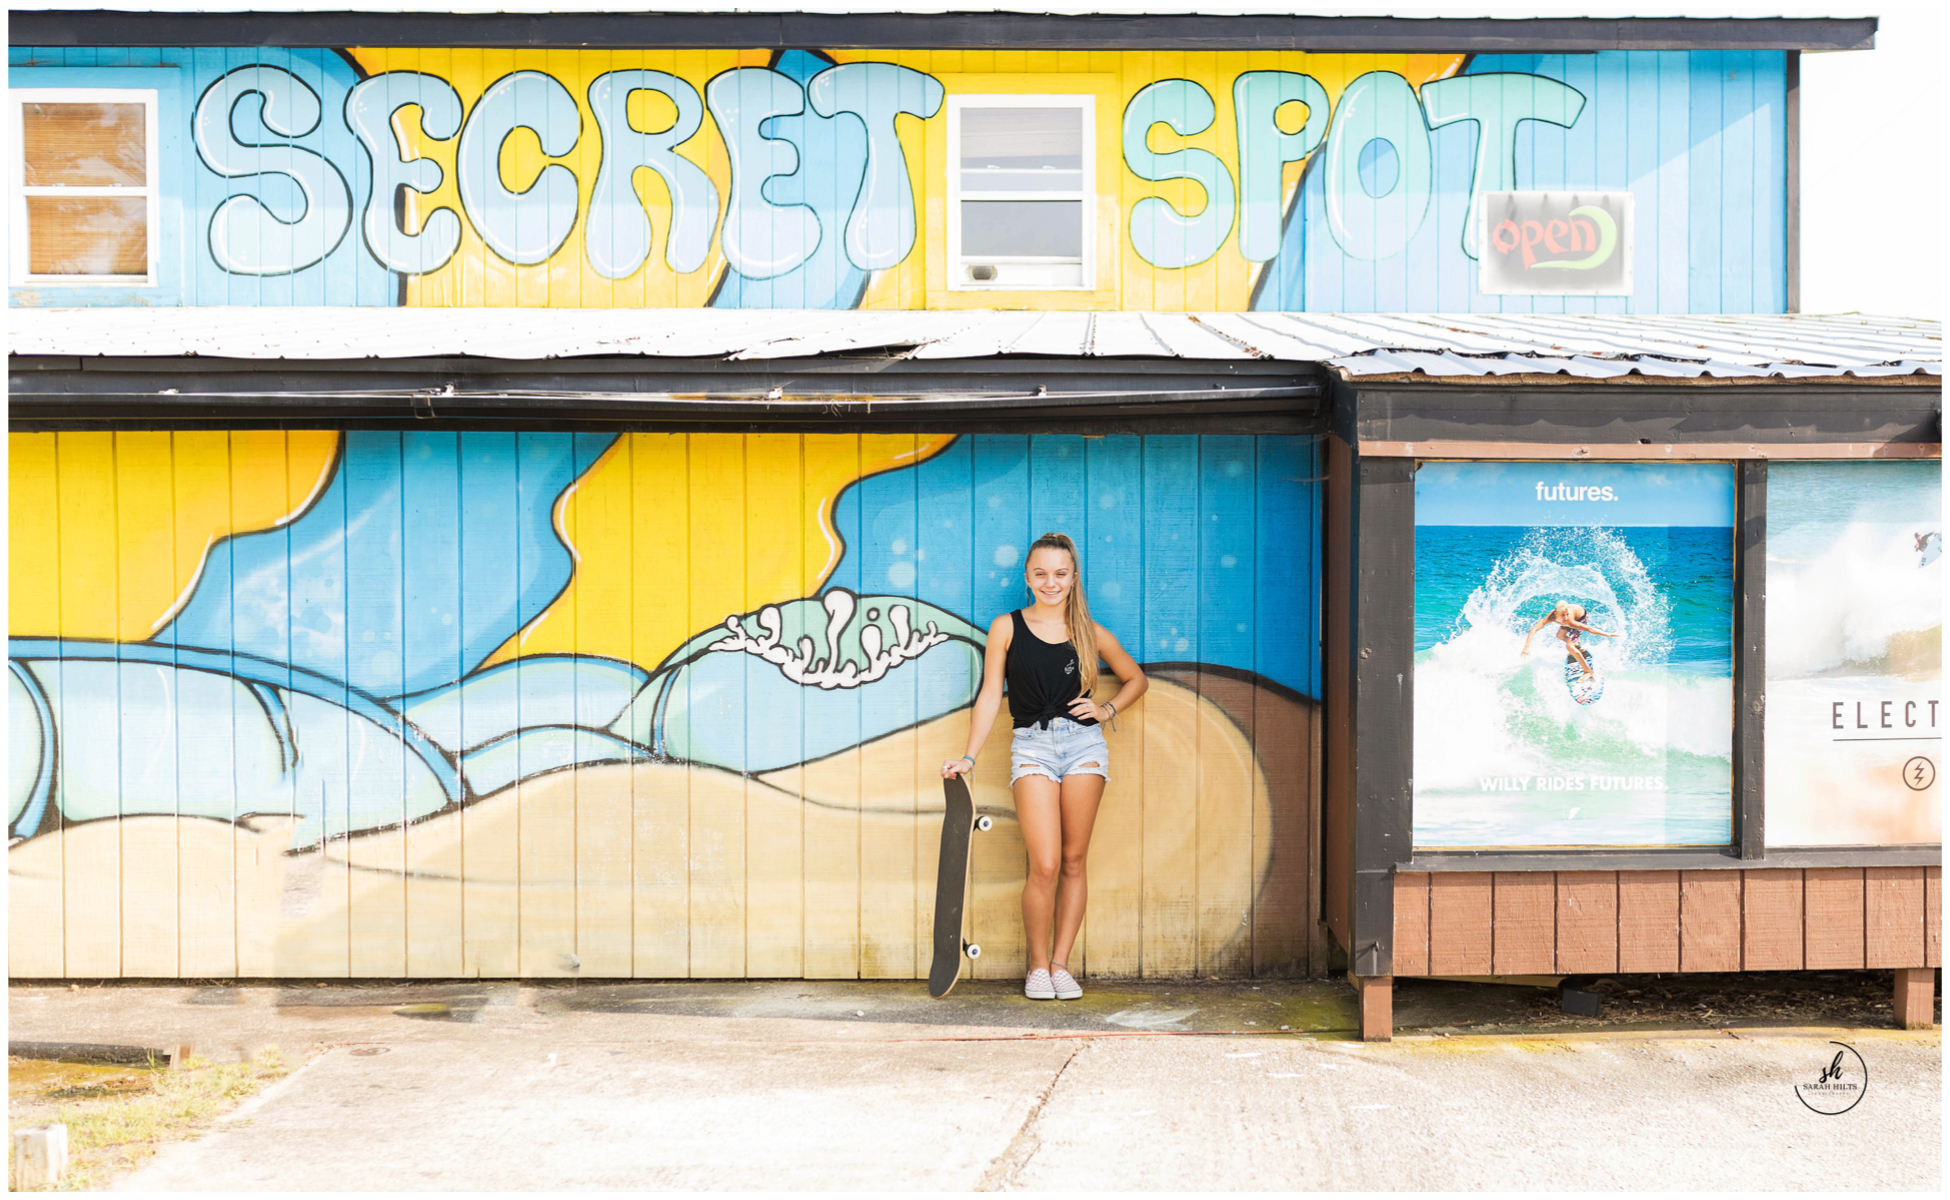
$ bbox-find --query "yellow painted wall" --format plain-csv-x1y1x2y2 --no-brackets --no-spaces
482,432,957,669
347,48,1462,312
7,432,340,642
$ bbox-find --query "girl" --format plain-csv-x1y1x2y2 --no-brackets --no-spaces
943,532,1148,1001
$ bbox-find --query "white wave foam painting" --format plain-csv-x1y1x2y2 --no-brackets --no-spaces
1765,462,1941,846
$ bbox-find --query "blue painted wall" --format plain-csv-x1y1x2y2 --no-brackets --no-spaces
10,48,397,307
1257,51,1788,314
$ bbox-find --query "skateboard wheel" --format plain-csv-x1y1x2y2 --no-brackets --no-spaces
965,943,982,960
975,816,993,832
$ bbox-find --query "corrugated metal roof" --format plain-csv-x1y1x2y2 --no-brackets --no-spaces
8,309,1940,381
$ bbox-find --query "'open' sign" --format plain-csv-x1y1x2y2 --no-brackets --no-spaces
1479,191,1634,297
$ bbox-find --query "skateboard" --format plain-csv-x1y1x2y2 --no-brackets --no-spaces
927,774,993,998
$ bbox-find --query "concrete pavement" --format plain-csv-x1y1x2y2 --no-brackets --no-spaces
7,977,1940,1190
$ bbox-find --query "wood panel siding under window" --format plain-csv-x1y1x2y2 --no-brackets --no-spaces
1393,867,1942,975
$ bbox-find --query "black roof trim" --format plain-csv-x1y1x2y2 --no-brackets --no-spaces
7,12,1879,53
7,352,1328,429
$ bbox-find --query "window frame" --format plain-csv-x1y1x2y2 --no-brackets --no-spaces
944,93,1095,292
10,86,162,287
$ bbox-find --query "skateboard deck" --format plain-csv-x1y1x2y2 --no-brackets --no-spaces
928,775,980,998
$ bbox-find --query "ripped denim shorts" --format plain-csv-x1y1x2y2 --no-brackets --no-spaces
1008,720,1111,786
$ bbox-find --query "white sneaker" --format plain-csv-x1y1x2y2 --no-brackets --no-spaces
1024,968,1056,1000
1050,964,1083,1000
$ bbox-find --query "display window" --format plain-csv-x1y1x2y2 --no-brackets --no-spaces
1413,461,1735,848
1764,461,1941,846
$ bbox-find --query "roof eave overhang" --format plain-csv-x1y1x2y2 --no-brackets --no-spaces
6,11,1880,52
1331,373,1944,456
6,351,1331,431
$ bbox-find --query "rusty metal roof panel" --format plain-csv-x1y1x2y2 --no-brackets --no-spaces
9,309,1940,381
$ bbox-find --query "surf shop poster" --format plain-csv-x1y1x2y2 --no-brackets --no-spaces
1764,462,1942,846
1412,462,1735,847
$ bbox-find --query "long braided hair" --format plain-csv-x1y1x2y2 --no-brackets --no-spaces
1026,531,1099,694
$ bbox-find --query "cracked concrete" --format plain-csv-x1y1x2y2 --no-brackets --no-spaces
7,978,1940,1190
977,1040,1085,1190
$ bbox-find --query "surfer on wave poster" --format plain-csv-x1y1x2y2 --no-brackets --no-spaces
1519,600,1616,680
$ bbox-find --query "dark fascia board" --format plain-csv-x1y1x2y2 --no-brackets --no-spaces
7,351,1318,384
1338,378,1943,447
7,11,1879,52
6,352,1326,429
8,414,1326,437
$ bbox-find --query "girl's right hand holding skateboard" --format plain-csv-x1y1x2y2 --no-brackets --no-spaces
942,754,975,778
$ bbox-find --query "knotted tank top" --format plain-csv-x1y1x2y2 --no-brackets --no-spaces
1004,609,1096,729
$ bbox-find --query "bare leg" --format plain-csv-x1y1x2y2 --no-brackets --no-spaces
1559,630,1594,678
1014,773,1063,973
1049,770,1106,970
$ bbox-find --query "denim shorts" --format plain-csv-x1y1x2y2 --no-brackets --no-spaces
1009,720,1111,786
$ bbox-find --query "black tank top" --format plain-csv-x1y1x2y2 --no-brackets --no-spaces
1005,609,1096,729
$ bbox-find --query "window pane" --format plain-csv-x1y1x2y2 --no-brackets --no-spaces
959,107,1082,172
27,196,148,275
961,167,1083,193
23,103,147,187
960,200,1082,258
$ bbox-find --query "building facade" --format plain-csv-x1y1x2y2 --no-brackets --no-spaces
7,9,1938,1031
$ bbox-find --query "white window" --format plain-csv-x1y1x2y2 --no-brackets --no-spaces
946,95,1093,291
10,88,160,286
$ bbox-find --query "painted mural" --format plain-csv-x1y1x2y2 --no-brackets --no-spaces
8,431,1321,979
10,46,1786,312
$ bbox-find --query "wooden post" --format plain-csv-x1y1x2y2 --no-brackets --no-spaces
13,1124,68,1190
1356,974,1393,1042
1893,968,1936,1030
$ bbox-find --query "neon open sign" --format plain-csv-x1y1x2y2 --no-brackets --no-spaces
1478,191,1634,296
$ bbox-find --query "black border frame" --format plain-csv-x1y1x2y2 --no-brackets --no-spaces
7,354,1329,431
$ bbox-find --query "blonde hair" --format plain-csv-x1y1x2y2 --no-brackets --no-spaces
1026,531,1099,694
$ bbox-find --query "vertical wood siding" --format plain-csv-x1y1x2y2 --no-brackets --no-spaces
1393,867,1943,975
10,46,1787,314
8,430,1322,980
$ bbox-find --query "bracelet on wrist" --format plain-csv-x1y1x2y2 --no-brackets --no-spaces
960,754,976,765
